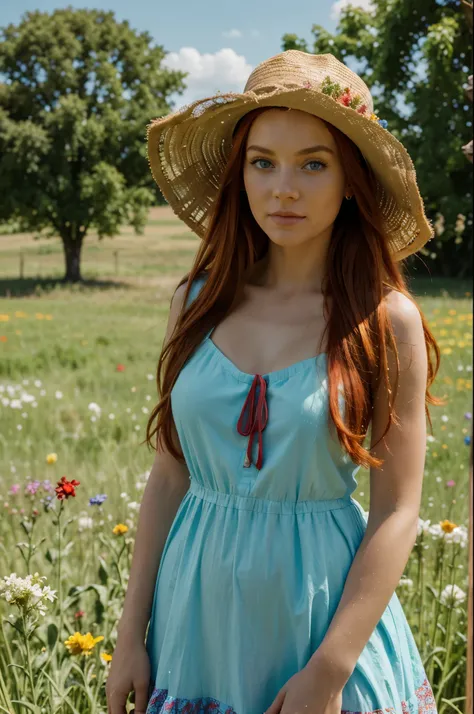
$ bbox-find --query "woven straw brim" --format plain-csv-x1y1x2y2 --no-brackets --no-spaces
147,85,435,261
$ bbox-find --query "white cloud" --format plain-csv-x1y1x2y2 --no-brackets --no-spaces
222,29,242,38
163,47,253,109
330,0,375,20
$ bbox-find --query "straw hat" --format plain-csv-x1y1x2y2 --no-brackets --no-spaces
146,50,434,261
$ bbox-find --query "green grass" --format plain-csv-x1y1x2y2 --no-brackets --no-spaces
0,207,472,712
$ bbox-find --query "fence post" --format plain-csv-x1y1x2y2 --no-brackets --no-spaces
19,250,24,279
114,250,119,276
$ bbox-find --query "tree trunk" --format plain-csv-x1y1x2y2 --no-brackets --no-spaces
62,236,83,283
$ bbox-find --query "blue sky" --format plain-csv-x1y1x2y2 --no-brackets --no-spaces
0,0,375,108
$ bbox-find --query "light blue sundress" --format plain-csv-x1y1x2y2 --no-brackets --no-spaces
145,272,437,714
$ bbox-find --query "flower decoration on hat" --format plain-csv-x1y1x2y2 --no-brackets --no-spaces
313,76,389,130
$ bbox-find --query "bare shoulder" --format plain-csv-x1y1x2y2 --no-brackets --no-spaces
383,289,423,343
382,289,426,376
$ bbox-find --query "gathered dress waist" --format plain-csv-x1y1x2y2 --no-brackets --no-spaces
188,479,355,515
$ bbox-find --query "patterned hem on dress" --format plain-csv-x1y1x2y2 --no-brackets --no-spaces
146,676,437,714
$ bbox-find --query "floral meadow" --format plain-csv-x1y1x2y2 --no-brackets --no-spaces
0,212,472,713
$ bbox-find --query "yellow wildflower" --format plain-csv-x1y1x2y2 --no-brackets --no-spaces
35,313,44,320
441,348,452,355
44,315,53,320
15,311,27,318
101,652,113,662
113,523,129,536
64,632,104,656
0,315,9,322
440,519,457,534
46,453,58,465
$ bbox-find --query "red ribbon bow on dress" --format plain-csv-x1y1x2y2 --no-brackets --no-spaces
237,374,269,470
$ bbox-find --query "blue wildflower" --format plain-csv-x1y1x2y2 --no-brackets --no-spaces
89,494,108,506
464,436,471,446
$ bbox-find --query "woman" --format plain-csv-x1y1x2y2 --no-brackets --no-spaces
106,50,442,714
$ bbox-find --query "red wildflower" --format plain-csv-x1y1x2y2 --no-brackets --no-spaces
55,476,80,500
116,364,125,372
74,610,85,619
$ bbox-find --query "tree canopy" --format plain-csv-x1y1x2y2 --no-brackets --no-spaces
0,7,187,281
283,0,473,277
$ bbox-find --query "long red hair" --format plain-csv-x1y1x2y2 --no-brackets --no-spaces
145,106,444,469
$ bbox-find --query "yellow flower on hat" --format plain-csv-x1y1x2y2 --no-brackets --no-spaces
64,632,104,656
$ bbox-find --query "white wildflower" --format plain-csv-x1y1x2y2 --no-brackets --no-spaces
21,393,35,404
0,572,57,616
78,516,94,531
34,380,42,388
88,402,101,415
444,524,468,548
440,584,466,608
399,577,413,589
417,518,431,536
55,390,63,400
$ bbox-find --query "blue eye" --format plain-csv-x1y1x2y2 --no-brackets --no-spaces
305,160,327,171
250,158,327,171
251,158,272,169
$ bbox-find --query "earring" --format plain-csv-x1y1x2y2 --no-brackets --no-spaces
345,194,353,200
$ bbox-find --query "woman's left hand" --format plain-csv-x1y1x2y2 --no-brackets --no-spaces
265,661,344,714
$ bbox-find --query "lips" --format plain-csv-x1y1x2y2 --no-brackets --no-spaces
269,214,306,225
270,213,305,218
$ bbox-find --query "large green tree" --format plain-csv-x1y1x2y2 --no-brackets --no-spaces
0,8,187,282
283,0,473,277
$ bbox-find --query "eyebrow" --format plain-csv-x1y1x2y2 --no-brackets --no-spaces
246,144,335,156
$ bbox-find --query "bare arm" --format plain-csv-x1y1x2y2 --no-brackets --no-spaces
116,282,191,646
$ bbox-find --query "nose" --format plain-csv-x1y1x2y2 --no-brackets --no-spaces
272,169,299,200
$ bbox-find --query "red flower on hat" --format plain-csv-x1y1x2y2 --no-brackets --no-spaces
55,476,80,500
340,91,353,107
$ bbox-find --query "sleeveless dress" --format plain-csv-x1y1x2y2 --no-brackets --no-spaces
145,273,437,714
